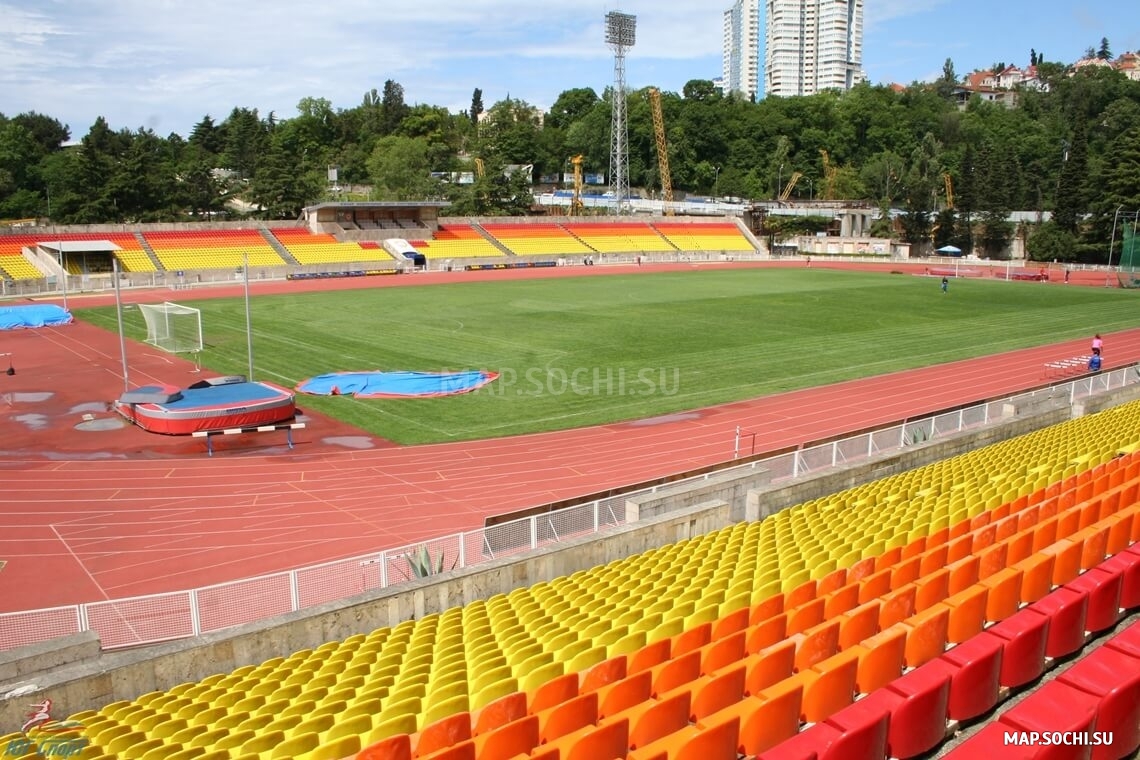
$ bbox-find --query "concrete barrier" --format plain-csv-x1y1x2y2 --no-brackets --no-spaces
626,466,770,523
0,633,100,684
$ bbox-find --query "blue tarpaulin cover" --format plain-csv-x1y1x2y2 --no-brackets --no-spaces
0,304,72,330
297,370,499,398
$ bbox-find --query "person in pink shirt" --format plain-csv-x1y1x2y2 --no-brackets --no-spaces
1091,334,1103,356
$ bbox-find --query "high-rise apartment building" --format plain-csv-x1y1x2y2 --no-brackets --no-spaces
722,0,762,101
765,0,864,97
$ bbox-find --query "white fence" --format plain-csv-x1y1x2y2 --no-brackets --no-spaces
1,366,1135,652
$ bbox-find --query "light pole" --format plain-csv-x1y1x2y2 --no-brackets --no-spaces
808,177,814,201
777,164,783,201
1107,204,1123,287
713,166,720,198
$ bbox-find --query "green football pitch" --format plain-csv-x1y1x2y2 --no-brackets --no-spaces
76,269,1138,445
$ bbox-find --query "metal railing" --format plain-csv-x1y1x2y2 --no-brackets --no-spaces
1,365,1136,652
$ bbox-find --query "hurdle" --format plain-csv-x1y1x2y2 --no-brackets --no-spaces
1042,355,1093,379
191,422,306,456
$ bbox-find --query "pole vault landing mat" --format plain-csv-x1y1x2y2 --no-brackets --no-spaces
297,370,498,398
0,304,72,329
114,376,296,435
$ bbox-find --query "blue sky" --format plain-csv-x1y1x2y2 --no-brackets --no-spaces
1,0,1135,139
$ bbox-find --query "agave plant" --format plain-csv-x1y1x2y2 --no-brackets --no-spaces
400,544,457,579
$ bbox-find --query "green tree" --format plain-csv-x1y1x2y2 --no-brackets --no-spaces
469,88,484,126
1054,122,1089,233
381,80,409,135
1026,221,1076,261
1097,38,1112,61
546,88,600,131
366,135,440,200
248,134,321,218
935,58,958,98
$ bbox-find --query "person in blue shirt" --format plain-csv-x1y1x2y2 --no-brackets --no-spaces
1088,353,1102,372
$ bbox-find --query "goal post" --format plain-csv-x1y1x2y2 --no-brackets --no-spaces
138,302,203,354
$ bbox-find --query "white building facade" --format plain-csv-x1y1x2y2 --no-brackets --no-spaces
722,0,763,101
765,0,864,97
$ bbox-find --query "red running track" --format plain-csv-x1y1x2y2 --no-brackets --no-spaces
1,262,1136,612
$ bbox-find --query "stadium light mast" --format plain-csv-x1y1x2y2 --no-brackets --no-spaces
606,10,636,215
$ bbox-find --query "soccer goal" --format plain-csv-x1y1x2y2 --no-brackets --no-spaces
138,302,203,355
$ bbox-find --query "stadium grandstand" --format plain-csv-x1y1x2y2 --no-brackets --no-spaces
141,229,288,270
409,224,507,259
269,228,393,266
4,375,1140,760
0,203,773,292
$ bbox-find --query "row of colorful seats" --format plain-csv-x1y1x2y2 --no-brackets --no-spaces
652,223,754,253
268,230,391,265
355,450,1140,760
480,225,594,256
149,250,287,270
561,223,677,254
0,232,154,278
942,612,1140,760
25,401,1140,760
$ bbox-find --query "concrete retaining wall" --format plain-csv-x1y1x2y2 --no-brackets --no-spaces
626,466,771,523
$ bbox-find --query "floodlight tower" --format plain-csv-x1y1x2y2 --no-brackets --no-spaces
606,11,636,214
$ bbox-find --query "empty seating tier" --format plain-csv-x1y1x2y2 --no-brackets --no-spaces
0,231,154,278
561,222,678,253
142,230,286,270
651,222,756,252
480,224,594,256
42,401,1140,760
270,228,393,265
413,225,504,259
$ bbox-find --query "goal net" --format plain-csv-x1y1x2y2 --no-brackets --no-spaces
138,302,203,354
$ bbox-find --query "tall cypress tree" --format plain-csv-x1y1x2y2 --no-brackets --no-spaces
1054,121,1089,234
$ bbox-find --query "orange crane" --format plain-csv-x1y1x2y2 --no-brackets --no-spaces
648,88,674,215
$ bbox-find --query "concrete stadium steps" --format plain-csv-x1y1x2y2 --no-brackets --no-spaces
41,401,1140,760
131,232,164,272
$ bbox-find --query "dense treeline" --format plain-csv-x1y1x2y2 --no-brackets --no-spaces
2,60,1139,261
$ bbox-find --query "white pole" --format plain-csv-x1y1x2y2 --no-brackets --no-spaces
112,259,129,392
244,252,254,381
734,426,741,459
57,232,68,311
1107,204,1122,287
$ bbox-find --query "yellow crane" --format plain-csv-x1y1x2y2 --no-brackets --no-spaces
819,150,839,200
569,155,585,216
648,88,675,216
942,172,954,209
779,171,803,202
474,157,485,178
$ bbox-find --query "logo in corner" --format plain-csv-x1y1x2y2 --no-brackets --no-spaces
7,699,88,757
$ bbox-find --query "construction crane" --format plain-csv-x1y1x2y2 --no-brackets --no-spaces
819,150,839,201
648,88,675,216
569,155,585,216
474,158,485,178
942,172,954,209
779,172,803,203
